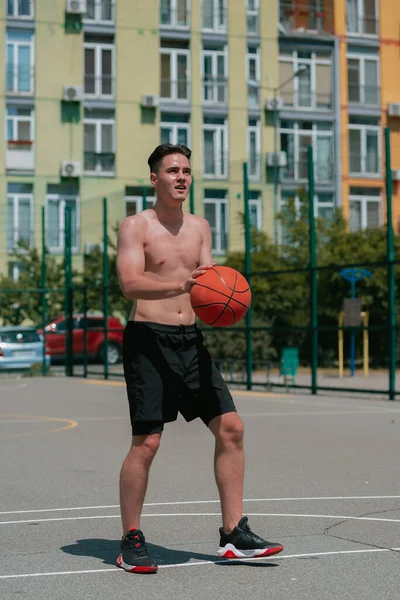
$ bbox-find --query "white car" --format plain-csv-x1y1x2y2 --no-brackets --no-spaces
0,327,51,371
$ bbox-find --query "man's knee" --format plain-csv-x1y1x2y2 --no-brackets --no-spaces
210,413,244,447
127,433,162,464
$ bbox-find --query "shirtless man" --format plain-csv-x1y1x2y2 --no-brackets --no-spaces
116,143,284,573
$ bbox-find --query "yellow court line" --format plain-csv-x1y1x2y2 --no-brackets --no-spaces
0,414,78,439
81,379,285,398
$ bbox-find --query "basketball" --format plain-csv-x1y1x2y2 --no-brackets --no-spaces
190,266,251,327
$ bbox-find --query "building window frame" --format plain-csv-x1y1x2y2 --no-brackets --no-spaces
160,120,191,147
84,116,116,176
246,0,259,34
7,0,34,18
125,193,156,216
160,47,190,102
84,42,115,98
280,121,334,182
45,195,80,254
349,191,381,230
202,0,227,33
347,53,379,106
84,0,115,24
247,46,260,107
348,122,381,177
202,120,228,179
6,106,34,142
6,30,34,95
346,0,379,36
248,120,261,181
160,0,190,29
7,192,34,251
202,47,228,105
279,49,332,110
249,191,262,231
204,195,228,255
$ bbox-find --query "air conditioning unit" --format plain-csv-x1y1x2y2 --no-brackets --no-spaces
141,95,160,108
61,161,82,178
66,0,86,14
388,103,400,117
265,97,284,111
63,85,84,102
392,169,400,181
266,152,287,168
84,242,104,255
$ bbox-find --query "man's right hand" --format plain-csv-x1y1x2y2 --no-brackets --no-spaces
182,264,215,294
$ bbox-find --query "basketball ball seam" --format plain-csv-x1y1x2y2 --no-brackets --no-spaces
209,270,238,326
211,267,250,294
191,284,249,310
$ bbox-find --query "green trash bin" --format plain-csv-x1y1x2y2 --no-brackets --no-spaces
280,347,299,383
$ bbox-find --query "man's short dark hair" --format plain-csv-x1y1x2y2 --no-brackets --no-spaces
148,143,191,173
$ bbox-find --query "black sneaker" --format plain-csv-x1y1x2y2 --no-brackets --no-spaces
217,517,284,559
116,529,158,574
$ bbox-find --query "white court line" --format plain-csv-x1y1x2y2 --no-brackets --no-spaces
1,512,400,526
1,495,400,516
0,548,399,580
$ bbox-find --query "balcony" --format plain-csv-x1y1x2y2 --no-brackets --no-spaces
280,89,333,111
203,77,228,105
279,1,333,35
248,83,260,108
6,139,34,171
84,74,114,98
281,158,333,182
160,6,190,29
348,84,380,107
84,152,115,175
347,16,379,37
349,153,380,178
160,78,190,102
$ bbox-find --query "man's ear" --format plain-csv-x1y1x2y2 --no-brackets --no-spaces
150,172,157,187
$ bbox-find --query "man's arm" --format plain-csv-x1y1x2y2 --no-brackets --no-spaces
199,218,214,265
116,216,210,300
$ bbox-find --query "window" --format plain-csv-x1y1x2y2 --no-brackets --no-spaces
84,42,115,97
7,183,33,251
125,188,156,216
160,114,191,146
349,187,381,230
204,191,228,254
7,0,34,18
160,47,190,101
84,112,115,175
202,47,227,104
202,0,226,32
160,0,189,28
46,194,79,253
248,119,261,180
6,106,34,142
279,50,332,110
347,0,378,35
280,191,335,242
6,30,34,94
280,121,334,182
347,54,379,105
247,46,260,106
246,0,259,34
348,118,381,176
85,0,115,23
249,191,262,230
8,262,26,282
203,118,228,178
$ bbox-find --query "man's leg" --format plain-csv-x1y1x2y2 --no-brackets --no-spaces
208,412,244,533
119,432,161,534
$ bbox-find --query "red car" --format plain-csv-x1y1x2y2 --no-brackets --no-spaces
40,315,124,365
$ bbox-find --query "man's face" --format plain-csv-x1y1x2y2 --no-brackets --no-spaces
151,153,192,205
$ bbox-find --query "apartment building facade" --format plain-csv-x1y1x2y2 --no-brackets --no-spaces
1,0,279,278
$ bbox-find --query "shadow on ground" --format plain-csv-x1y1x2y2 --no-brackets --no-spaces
61,538,279,569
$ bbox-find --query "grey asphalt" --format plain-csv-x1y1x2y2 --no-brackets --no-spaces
0,377,399,600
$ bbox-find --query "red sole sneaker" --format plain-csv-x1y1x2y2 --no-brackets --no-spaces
219,544,284,559
116,553,158,574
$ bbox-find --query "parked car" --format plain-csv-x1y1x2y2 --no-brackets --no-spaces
39,315,124,365
0,327,51,371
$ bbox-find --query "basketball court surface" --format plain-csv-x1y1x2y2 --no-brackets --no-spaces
1,377,399,599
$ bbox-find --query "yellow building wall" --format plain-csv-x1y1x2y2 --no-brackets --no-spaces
0,11,6,273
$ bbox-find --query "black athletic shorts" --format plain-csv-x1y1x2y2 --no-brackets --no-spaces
123,321,236,436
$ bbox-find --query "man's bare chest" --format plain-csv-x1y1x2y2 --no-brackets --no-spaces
143,228,202,272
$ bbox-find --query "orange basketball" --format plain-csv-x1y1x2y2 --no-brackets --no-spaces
190,266,251,327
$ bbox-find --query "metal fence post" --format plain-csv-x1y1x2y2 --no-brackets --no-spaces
243,163,253,390
64,205,73,377
83,286,88,379
142,187,147,211
308,146,318,395
385,128,396,400
41,206,47,375
103,197,109,380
